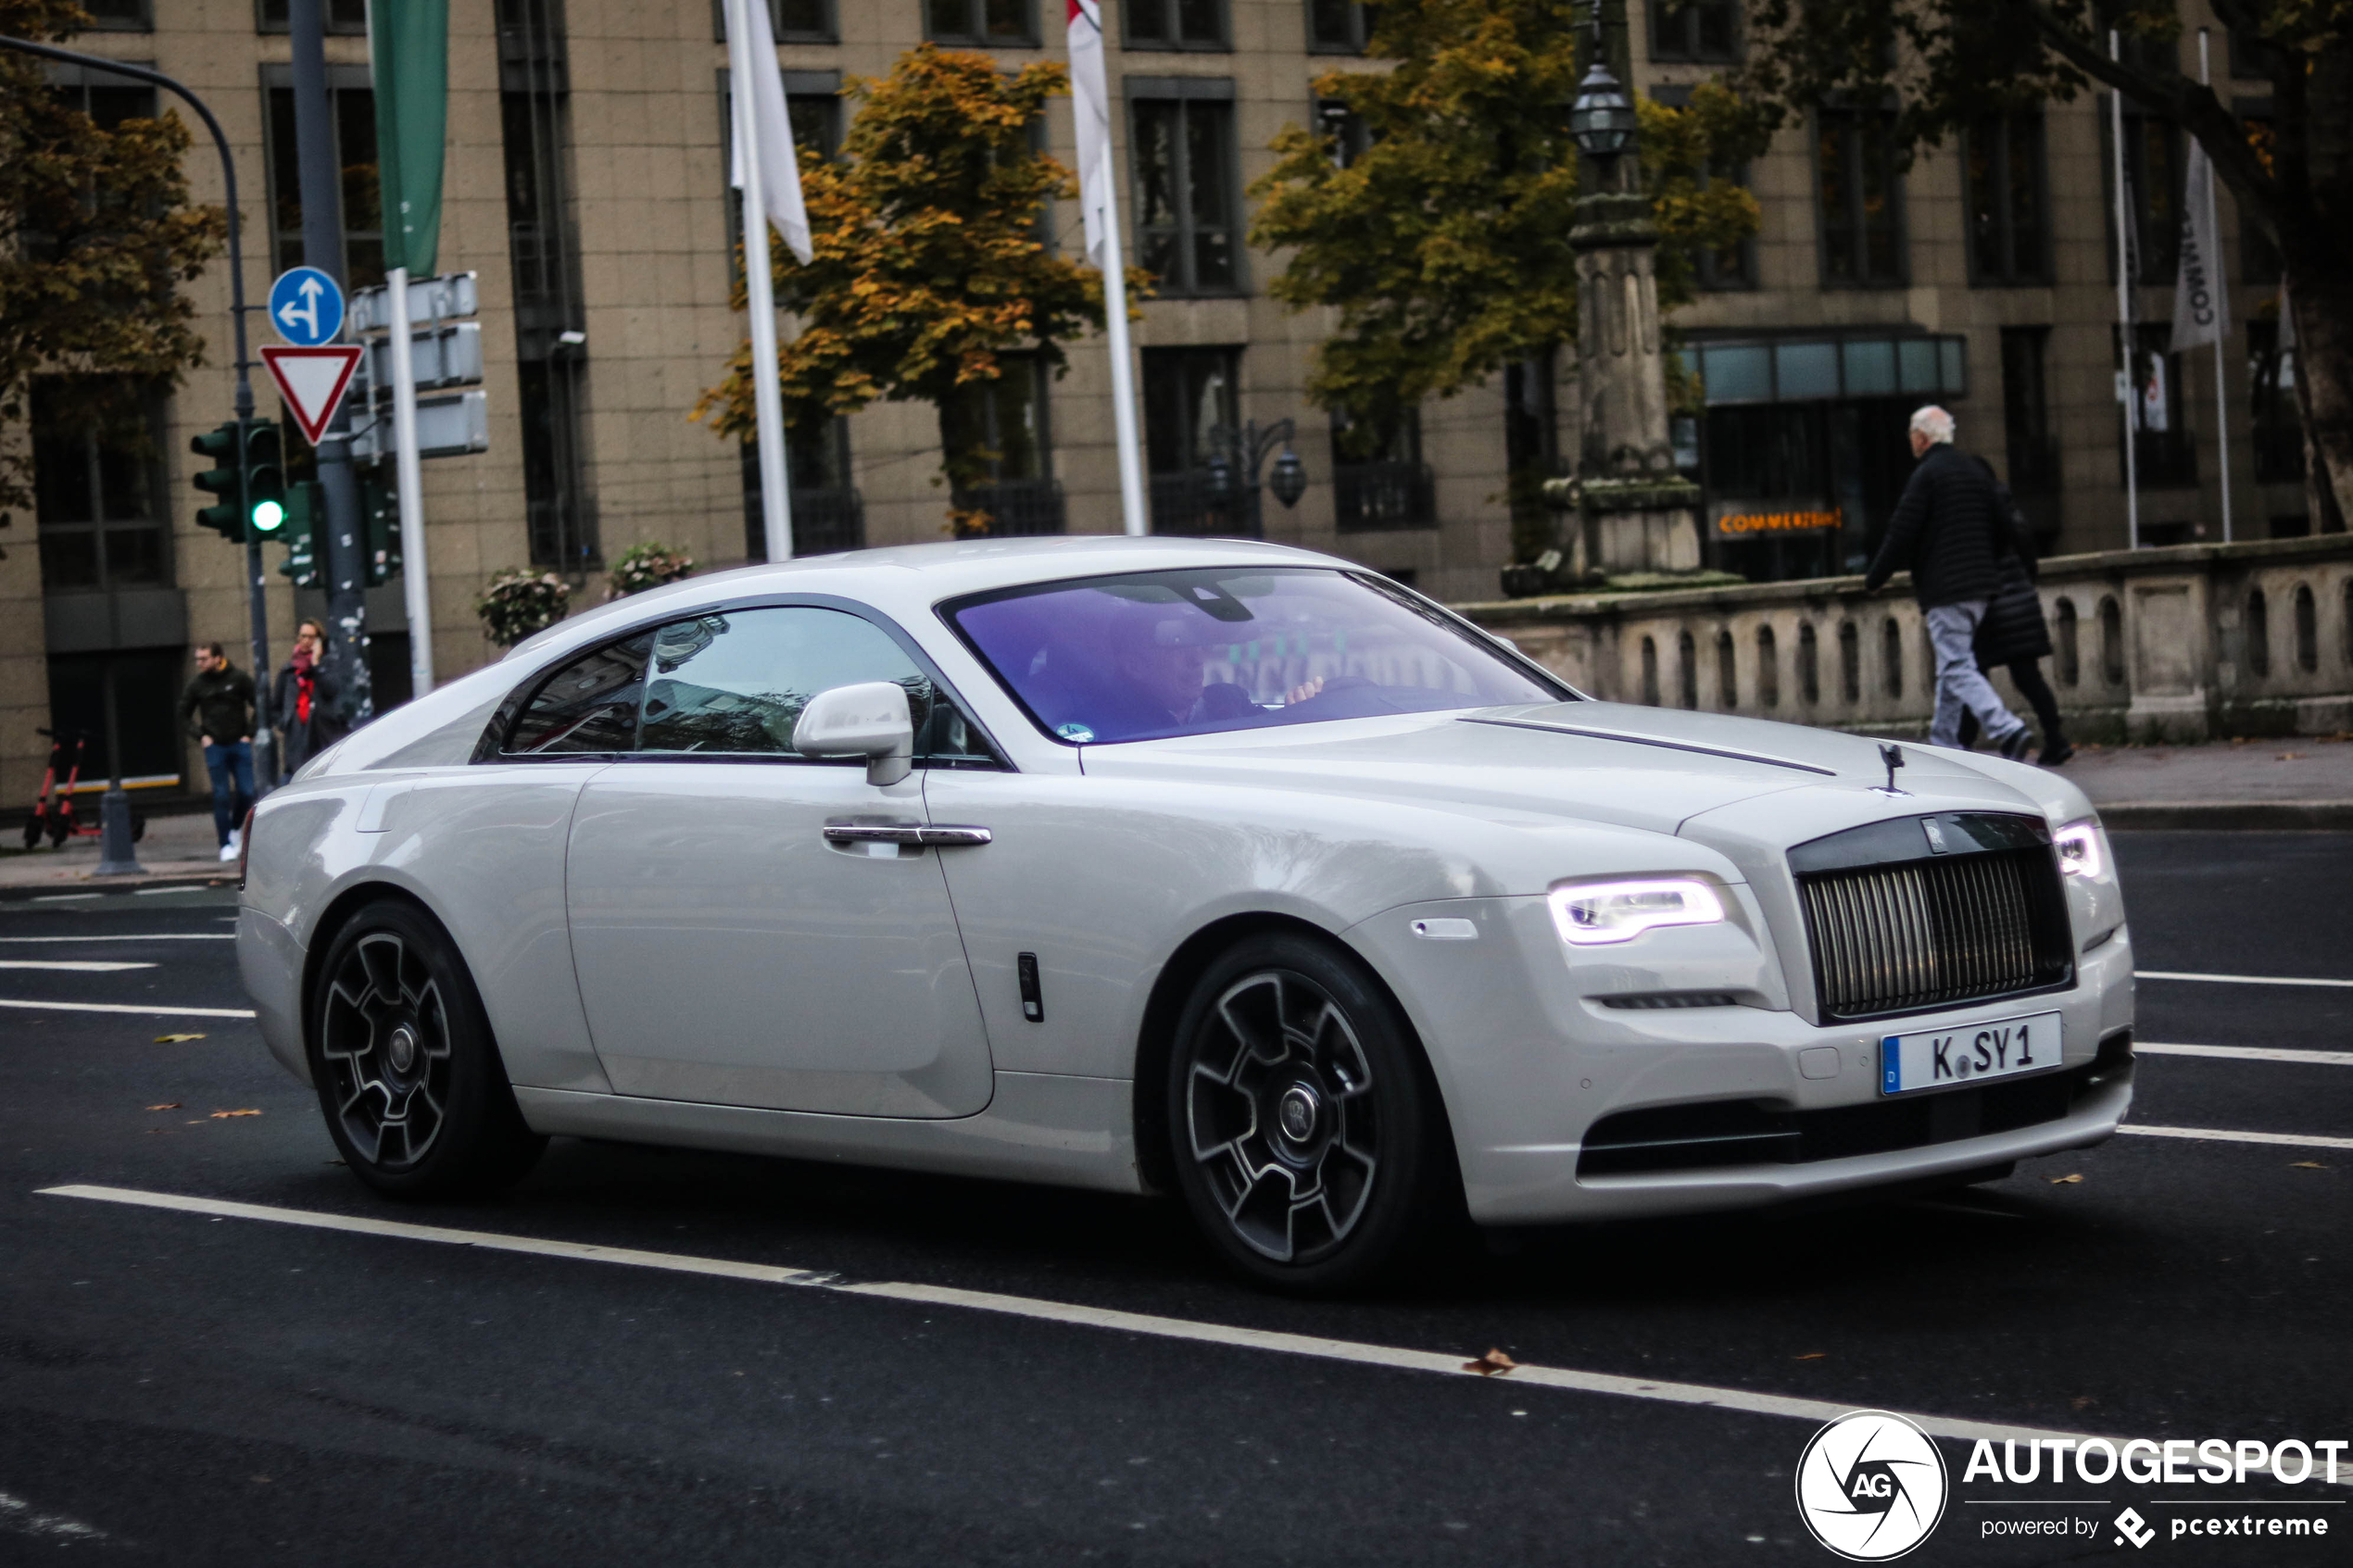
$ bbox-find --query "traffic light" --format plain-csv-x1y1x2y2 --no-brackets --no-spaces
362,476,402,586
191,420,245,542
276,480,323,588
244,420,286,536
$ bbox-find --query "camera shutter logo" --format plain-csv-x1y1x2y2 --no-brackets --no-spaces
1794,1411,1949,1561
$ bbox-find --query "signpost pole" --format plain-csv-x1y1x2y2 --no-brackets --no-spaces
387,267,433,695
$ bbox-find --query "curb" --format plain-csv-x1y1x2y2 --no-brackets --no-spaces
2097,800,2353,831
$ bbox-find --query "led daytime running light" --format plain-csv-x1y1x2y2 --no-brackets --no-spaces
2055,820,2104,879
1548,878,1726,946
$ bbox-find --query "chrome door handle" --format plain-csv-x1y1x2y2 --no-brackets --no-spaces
823,821,992,847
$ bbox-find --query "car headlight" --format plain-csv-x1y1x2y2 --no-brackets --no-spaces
1547,878,1727,946
2055,818,2105,878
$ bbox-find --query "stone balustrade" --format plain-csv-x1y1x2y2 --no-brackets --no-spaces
1456,534,2353,744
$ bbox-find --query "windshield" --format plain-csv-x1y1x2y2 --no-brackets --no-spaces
943,568,1568,745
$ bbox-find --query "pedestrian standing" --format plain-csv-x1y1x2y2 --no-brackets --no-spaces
272,619,346,780
180,642,257,862
1957,467,2075,766
1864,407,2035,759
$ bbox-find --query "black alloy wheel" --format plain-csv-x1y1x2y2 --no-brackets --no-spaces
310,899,545,1198
1166,932,1453,1293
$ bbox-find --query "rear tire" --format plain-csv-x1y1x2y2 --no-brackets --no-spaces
1164,932,1454,1294
308,900,546,1198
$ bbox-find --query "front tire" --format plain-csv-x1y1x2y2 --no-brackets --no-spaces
1165,932,1453,1294
309,900,546,1198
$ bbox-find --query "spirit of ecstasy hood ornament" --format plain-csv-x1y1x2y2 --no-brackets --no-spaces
1877,743,1908,796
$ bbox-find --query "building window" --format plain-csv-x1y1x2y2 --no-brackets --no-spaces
1144,346,1254,535
2110,99,2182,284
2249,319,2303,485
1650,0,1737,62
1655,85,1755,288
1999,326,2059,541
742,420,863,560
1966,111,2048,284
76,0,150,29
31,378,168,596
1130,88,1239,295
2121,323,2196,490
1314,97,1372,169
944,357,1065,536
1331,408,1434,532
720,71,843,284
498,0,596,571
258,0,366,32
1307,0,1374,53
263,65,384,286
1128,0,1227,50
709,0,838,44
1816,105,1903,285
2238,102,2281,285
925,0,1036,46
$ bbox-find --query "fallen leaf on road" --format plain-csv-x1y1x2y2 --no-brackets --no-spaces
2050,1173,2083,1184
153,1034,206,1044
209,1109,261,1118
1462,1348,1518,1376
2277,752,2307,761
2290,1160,2328,1170
1793,1352,1827,1361
2070,1396,2097,1411
145,1102,181,1110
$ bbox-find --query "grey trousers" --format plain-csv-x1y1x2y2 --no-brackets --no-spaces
1923,600,2026,749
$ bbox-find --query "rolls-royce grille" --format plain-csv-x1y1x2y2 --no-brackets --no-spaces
1792,815,2074,1022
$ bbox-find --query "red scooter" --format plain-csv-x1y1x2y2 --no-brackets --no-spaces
22,729,146,849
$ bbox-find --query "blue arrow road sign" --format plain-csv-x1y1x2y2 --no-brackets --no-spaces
268,265,345,347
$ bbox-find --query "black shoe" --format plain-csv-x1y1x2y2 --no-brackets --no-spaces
2038,739,2076,768
1996,728,2034,762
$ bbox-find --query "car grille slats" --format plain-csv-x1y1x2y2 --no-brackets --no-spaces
1795,834,2072,1022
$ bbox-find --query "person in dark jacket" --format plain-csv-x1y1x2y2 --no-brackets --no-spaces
1957,470,2074,765
180,643,257,860
1863,407,2033,758
271,620,346,779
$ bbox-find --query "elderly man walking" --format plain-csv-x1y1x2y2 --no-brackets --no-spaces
1865,407,2033,759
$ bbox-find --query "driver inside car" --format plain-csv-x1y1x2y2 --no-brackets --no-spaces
1114,614,1326,728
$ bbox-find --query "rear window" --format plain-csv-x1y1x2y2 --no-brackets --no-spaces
943,568,1565,746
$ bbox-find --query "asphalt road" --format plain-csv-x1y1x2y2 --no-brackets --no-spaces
0,833,2346,1566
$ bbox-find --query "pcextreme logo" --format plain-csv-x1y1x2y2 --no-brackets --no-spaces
1795,1411,1950,1561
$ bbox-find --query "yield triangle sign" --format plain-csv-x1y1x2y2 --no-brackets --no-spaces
259,345,364,445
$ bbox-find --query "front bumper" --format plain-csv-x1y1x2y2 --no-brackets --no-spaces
1348,895,2135,1225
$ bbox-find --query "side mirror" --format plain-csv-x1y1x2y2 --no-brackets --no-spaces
793,681,914,786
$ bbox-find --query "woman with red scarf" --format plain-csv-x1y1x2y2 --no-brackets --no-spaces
271,620,346,779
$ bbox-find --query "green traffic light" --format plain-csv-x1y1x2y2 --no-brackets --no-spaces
252,498,285,533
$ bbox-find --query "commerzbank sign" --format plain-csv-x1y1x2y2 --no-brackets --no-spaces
1710,499,1843,538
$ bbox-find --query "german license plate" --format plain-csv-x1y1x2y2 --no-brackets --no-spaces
1880,1011,2063,1096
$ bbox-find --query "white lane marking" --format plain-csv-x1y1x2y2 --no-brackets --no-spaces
2119,1124,2353,1151
2138,970,2353,989
0,1489,106,1541
132,886,208,897
28,894,97,902
0,997,253,1019
0,960,154,972
0,934,233,943
2137,1041,2353,1068
32,1183,2124,1449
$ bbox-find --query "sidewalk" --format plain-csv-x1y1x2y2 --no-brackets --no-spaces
0,808,233,894
2057,734,2353,829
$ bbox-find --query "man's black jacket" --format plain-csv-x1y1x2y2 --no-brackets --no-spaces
180,664,256,744
1863,443,2007,608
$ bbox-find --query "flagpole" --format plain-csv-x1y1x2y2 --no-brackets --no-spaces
1098,172,1149,537
1066,0,1148,536
387,265,434,693
726,0,794,562
2109,30,2140,551
2199,27,2233,544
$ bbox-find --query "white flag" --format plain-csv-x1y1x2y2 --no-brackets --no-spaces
2170,138,2228,351
728,0,813,266
1066,0,1114,267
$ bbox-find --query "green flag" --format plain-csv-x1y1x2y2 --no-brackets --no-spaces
370,0,447,277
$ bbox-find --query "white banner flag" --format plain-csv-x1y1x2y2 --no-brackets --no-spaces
728,0,813,266
2171,138,2228,351
1067,0,1114,267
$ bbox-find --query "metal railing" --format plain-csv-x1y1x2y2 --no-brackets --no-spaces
950,478,1066,537
1333,459,1437,532
1149,471,1263,537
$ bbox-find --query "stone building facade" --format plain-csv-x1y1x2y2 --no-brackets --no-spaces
2,0,2314,809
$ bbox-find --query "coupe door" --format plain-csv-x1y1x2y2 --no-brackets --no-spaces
563,606,994,1117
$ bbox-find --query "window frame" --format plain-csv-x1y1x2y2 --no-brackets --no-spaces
31,377,173,597
1126,80,1245,297
259,61,384,287
1963,109,2050,286
476,595,1012,771
1648,0,1740,63
709,0,840,44
1812,102,1907,289
1306,0,1375,55
923,0,1039,48
1126,0,1231,52
1653,83,1755,289
256,0,366,33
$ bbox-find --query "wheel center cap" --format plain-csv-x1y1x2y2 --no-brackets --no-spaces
386,1023,419,1075
1276,1083,1320,1145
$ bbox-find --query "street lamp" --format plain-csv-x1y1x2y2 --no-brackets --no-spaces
1207,420,1308,508
1567,19,1638,160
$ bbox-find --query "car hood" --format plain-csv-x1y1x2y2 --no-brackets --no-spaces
1074,700,2050,839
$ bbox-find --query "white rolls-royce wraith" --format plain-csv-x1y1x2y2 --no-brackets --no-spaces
238,536,2133,1291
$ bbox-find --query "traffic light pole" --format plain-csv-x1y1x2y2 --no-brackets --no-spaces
290,0,371,725
0,34,277,794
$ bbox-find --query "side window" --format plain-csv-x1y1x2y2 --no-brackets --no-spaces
506,633,653,754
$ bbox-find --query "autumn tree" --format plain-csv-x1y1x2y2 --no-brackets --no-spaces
0,0,227,534
1738,0,2353,531
696,45,1146,534
1248,0,1767,448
